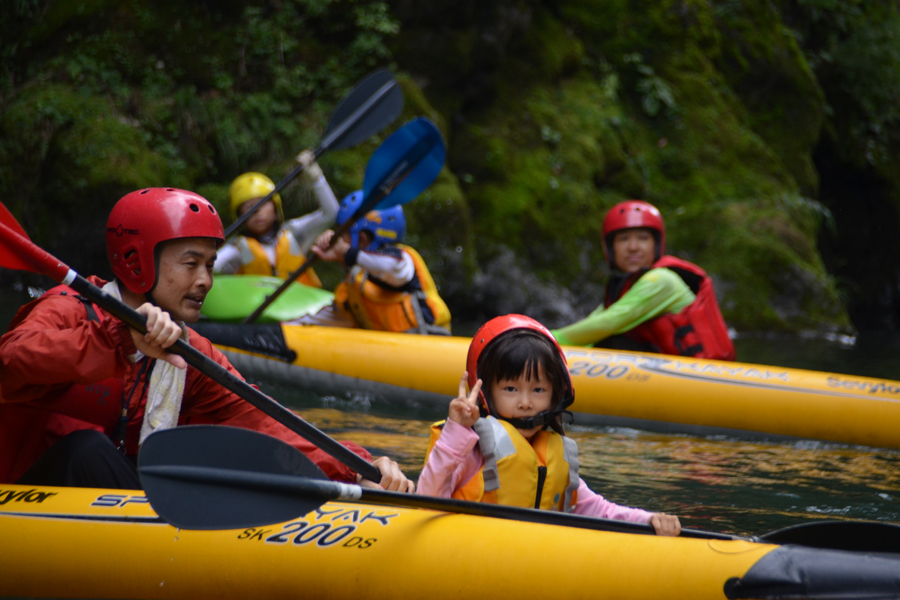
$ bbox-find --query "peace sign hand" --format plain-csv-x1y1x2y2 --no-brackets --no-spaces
448,371,482,429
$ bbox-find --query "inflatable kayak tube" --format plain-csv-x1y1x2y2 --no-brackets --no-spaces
200,275,334,324
190,323,900,449
1,483,899,600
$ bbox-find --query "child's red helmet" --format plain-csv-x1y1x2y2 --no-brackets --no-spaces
601,200,665,267
466,314,575,417
106,188,225,294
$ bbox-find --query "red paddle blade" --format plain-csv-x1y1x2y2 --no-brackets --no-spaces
0,202,29,240
0,203,71,282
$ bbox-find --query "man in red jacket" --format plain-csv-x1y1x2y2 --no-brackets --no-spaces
0,188,414,492
552,200,735,360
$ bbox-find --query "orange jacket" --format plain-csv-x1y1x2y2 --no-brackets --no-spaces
235,231,322,288
334,244,451,333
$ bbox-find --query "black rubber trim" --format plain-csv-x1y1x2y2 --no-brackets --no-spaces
724,545,900,599
188,322,296,362
666,266,704,295
680,344,704,356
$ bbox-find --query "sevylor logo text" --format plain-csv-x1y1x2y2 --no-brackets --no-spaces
827,376,900,395
108,224,139,236
0,488,58,505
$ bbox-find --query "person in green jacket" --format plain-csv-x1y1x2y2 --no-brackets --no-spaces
552,201,735,360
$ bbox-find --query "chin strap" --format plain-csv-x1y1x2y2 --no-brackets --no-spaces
502,410,573,430
256,225,280,245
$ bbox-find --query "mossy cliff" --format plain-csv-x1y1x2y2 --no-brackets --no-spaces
3,0,899,333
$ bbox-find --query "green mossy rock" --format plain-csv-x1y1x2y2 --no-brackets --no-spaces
422,0,848,332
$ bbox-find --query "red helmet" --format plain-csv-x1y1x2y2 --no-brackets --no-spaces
601,200,665,267
106,188,225,294
466,314,575,417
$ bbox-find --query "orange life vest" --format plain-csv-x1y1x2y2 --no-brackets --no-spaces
605,255,735,360
427,417,579,511
235,230,322,288
334,244,451,334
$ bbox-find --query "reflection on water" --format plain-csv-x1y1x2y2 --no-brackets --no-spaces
264,382,900,538
2,285,899,538
571,428,900,536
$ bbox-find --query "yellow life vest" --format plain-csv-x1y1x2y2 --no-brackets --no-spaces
235,231,322,288
426,416,580,511
333,244,451,334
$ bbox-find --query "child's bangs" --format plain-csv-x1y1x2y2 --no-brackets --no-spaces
495,337,550,382
480,331,566,401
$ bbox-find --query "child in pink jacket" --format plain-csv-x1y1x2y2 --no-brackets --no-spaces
417,314,680,536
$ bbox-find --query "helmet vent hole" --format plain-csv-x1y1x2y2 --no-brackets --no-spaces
140,190,150,195
207,204,216,214
189,203,200,213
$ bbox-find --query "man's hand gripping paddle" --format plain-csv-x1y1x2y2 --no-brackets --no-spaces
0,200,383,483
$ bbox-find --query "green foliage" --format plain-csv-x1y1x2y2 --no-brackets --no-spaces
0,0,400,249
622,53,678,118
782,0,900,167
9,0,900,333
709,0,826,194
699,198,849,330
426,0,852,331
0,0,50,85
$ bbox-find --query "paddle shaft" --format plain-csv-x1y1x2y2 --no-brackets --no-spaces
140,463,745,541
223,155,317,241
240,213,348,324
138,426,900,553
73,275,381,482
224,77,399,240
0,219,382,482
242,124,441,324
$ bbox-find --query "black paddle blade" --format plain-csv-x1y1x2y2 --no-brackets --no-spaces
139,425,328,530
759,520,900,553
321,69,403,152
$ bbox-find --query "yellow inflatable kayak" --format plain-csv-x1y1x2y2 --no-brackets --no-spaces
191,322,900,449
0,483,797,599
2,480,899,599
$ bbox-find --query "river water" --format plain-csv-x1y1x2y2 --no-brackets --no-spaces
255,331,900,539
2,287,899,538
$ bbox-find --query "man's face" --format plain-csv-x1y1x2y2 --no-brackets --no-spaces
151,238,217,322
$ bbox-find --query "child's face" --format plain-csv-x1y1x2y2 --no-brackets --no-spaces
238,199,278,237
490,363,554,442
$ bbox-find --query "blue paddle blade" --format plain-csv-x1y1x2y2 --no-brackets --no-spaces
360,117,445,216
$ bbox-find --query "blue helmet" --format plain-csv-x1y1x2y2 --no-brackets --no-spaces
337,190,406,251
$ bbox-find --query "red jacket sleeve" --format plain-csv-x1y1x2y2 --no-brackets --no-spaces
0,287,136,404
179,330,372,483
